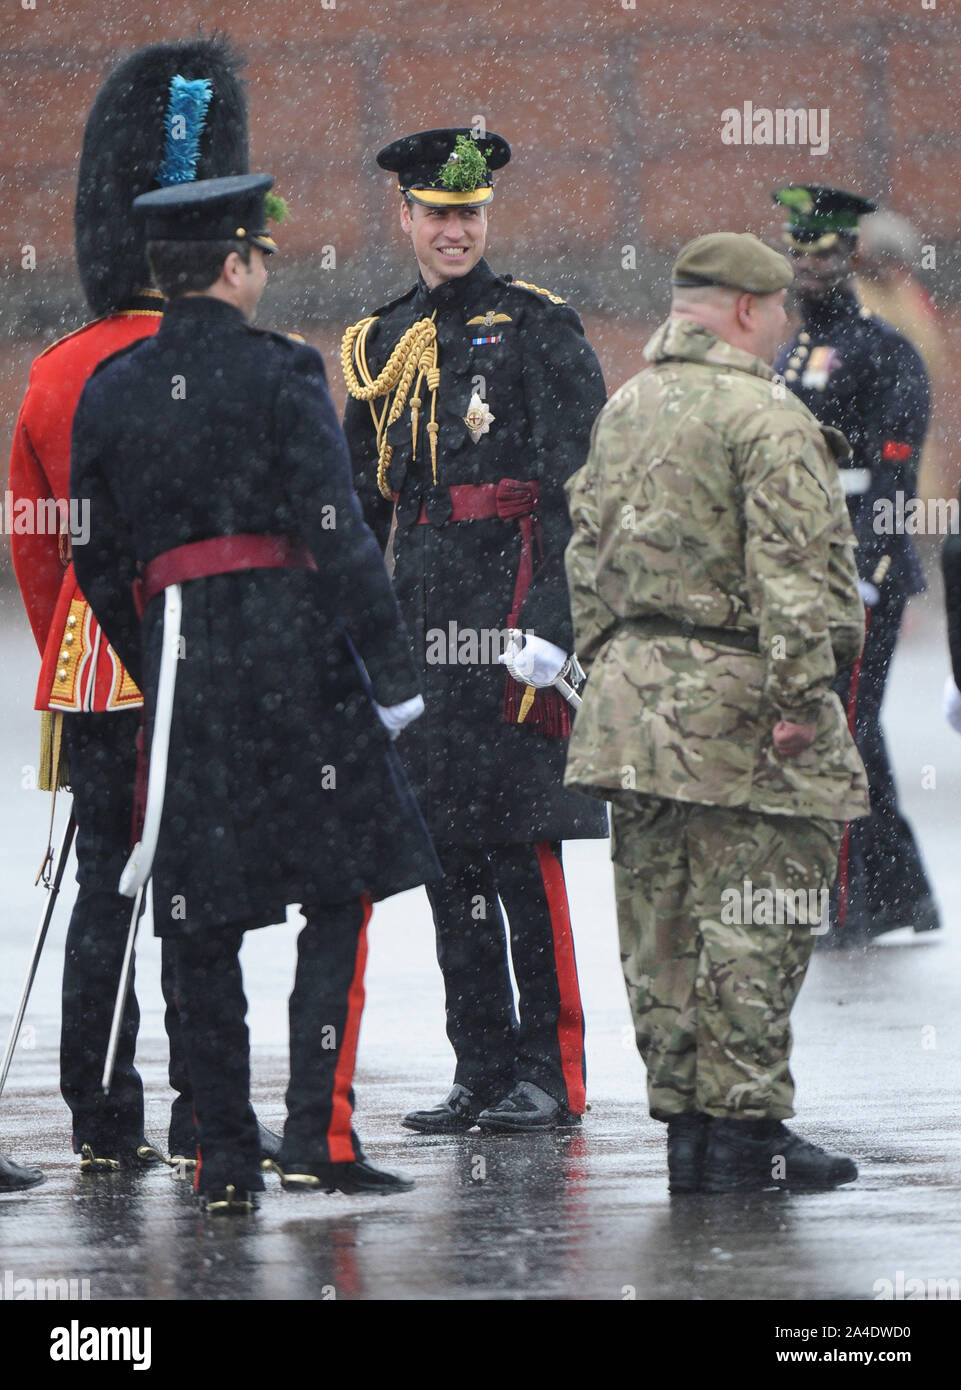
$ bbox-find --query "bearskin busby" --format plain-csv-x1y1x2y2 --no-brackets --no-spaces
75,34,249,315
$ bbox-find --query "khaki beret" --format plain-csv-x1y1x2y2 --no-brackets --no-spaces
672,232,793,294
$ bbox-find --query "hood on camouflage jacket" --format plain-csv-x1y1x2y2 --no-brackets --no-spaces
563,316,870,824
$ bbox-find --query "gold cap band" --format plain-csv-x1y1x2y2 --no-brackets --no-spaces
404,185,493,208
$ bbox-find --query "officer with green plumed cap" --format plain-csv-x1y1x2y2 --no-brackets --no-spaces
772,184,939,945
341,127,608,1136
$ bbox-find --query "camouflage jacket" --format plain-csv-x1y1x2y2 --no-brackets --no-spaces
563,317,870,823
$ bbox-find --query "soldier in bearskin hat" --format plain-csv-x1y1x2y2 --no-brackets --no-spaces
8,36,279,1173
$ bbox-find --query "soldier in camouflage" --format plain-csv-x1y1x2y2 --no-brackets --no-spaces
564,233,870,1193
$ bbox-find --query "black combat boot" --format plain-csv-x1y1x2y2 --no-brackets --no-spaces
0,1152,45,1191
403,1084,485,1134
701,1118,858,1192
666,1113,709,1193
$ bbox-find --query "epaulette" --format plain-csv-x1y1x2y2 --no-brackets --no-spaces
246,324,309,350
370,284,419,319
34,306,164,365
506,277,567,306
33,316,112,363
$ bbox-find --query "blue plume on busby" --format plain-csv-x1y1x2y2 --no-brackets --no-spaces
75,35,248,315
157,76,214,186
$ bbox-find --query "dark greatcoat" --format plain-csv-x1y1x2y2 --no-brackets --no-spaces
776,286,934,925
71,295,439,937
343,258,609,846
775,287,929,600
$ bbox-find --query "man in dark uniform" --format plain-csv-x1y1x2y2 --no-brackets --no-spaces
71,174,439,1212
772,184,939,945
8,38,279,1170
341,129,608,1134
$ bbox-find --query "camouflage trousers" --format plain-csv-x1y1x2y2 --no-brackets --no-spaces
610,794,841,1121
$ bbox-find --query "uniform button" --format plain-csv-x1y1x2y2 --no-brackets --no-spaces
64,633,74,645
785,369,798,381
60,651,70,664
788,356,801,368
67,616,77,628
796,344,809,358
798,331,810,343
57,669,67,681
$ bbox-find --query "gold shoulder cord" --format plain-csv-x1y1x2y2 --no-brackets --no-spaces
341,314,440,498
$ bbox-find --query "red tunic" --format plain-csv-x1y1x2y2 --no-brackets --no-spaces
8,297,162,712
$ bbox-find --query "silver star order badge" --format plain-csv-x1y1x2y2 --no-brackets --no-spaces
464,390,494,443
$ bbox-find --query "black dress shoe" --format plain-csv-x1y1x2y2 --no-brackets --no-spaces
865,896,941,938
79,1139,166,1173
267,1155,415,1195
197,1184,257,1215
701,1118,858,1192
257,1121,283,1163
477,1081,581,1133
666,1113,709,1193
402,1084,483,1134
0,1152,45,1191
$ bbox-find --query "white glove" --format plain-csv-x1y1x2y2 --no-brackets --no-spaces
499,633,568,688
373,693,425,739
943,676,961,735
858,579,880,607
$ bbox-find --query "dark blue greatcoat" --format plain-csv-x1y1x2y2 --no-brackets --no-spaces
71,295,438,937
775,286,929,599
777,285,935,927
343,258,609,847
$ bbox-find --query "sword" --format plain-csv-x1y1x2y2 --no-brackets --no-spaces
0,808,77,1101
508,632,586,716
103,583,182,1094
551,654,585,709
101,882,146,1095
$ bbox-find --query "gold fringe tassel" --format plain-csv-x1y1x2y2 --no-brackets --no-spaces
38,710,69,791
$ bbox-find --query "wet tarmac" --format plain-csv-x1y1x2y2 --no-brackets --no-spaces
1,590,960,1302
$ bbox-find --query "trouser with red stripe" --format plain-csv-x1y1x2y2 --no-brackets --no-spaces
173,898,369,1191
425,840,586,1112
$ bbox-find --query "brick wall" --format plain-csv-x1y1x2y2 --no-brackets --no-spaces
3,0,959,574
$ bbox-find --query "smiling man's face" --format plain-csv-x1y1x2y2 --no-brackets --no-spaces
400,199,488,289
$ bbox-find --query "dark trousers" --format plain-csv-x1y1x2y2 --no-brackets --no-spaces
60,711,192,1152
173,898,370,1191
425,840,586,1111
833,586,936,924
